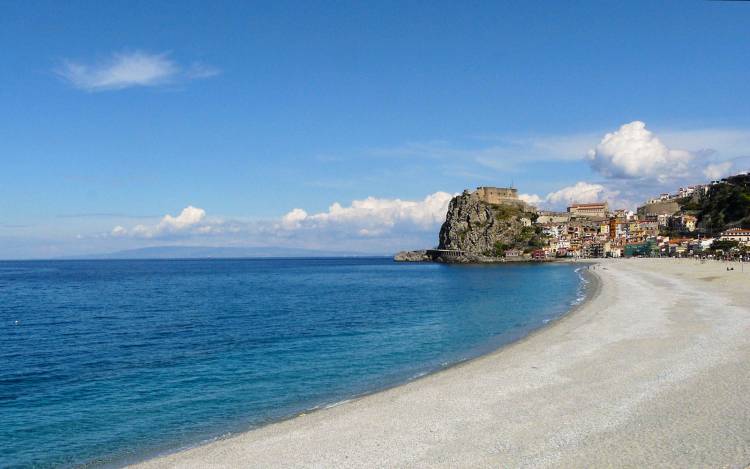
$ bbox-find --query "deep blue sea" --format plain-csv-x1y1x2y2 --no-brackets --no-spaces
0,258,584,468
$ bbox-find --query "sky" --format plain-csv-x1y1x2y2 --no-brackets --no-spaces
2,0,750,258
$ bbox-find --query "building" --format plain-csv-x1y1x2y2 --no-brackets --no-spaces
668,238,690,256
567,202,609,219
720,228,750,244
677,185,704,198
582,242,606,258
698,238,715,251
475,187,516,204
669,214,697,232
556,238,571,250
504,249,523,258
473,187,534,210
612,209,634,221
531,249,547,260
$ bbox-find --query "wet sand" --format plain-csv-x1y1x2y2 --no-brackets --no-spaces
132,258,750,468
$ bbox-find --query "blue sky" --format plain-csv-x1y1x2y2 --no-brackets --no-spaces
2,1,750,258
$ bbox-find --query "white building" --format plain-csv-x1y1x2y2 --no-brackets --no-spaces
700,238,716,250
720,228,750,245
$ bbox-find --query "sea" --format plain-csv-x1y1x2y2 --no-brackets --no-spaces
0,258,586,468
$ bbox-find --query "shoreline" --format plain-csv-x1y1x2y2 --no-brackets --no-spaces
131,259,750,467
118,262,594,468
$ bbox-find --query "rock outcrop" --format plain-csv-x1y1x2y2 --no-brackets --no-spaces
393,250,431,262
436,190,542,261
394,187,545,263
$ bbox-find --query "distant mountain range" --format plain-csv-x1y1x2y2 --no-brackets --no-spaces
64,246,378,260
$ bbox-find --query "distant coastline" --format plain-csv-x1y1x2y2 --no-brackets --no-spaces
54,246,376,261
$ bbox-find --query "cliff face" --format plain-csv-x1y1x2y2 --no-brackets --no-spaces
437,191,540,259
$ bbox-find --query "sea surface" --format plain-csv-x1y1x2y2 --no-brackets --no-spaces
0,258,585,468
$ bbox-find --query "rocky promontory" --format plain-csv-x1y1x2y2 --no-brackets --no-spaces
393,250,431,262
395,187,548,263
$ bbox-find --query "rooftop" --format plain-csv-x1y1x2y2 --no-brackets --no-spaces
569,202,607,208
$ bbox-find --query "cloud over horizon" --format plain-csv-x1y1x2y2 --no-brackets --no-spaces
57,51,219,91
108,192,456,250
277,192,455,237
111,205,213,238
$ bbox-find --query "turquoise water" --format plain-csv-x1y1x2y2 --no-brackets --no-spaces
0,258,584,468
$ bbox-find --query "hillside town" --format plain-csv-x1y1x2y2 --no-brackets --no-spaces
394,172,750,264
529,173,750,260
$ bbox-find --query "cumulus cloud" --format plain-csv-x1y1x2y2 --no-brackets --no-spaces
110,225,127,237
109,193,455,248
112,205,210,238
518,193,543,205
545,182,615,205
159,205,206,230
280,208,308,230
703,161,733,180
57,51,219,91
587,121,694,181
278,192,455,236
520,182,622,210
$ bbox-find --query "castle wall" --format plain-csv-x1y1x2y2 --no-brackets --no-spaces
475,187,519,205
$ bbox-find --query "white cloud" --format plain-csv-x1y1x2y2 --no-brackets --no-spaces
57,51,219,91
364,124,750,191
108,193,454,248
545,182,614,206
159,205,206,230
185,63,221,79
279,192,455,236
518,193,543,205
659,128,750,160
703,161,733,180
280,208,308,230
587,121,694,181
521,182,623,210
110,225,127,237
113,205,209,238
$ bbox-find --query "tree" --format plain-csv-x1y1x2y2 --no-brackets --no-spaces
710,239,739,252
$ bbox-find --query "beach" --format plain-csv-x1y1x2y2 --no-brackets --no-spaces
132,258,750,468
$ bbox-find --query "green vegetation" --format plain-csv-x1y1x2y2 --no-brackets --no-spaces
659,226,689,238
694,183,750,233
517,226,534,242
493,205,521,221
677,196,701,212
511,225,546,250
492,241,509,257
710,239,739,252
